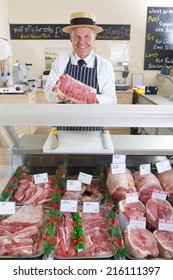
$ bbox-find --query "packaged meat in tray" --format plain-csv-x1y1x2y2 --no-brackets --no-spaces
0,204,46,258
50,204,127,259
62,175,108,205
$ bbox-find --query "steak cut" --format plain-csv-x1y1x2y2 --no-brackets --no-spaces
52,74,98,104
133,171,163,204
124,225,159,259
154,230,173,259
146,198,173,229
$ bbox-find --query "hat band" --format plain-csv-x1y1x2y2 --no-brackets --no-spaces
70,17,96,26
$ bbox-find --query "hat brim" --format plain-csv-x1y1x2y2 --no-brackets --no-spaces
62,24,103,33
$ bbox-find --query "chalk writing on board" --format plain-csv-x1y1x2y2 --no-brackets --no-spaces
144,7,173,70
10,24,130,41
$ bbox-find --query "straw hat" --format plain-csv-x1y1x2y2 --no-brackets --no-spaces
62,12,103,33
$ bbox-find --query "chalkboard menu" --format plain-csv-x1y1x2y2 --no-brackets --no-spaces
10,24,130,40
144,7,173,70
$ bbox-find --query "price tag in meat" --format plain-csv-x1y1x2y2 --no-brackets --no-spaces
111,163,126,174
33,172,48,184
158,219,173,232
60,199,78,213
78,172,92,185
83,201,100,213
130,217,146,229
152,190,167,200
126,192,139,203
0,201,16,215
112,154,126,163
66,180,81,191
140,163,151,175
156,159,172,173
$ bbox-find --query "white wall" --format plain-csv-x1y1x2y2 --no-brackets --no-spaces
0,0,10,88
5,0,173,94
0,0,9,38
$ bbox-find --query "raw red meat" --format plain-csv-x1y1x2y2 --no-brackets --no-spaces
54,206,118,258
13,175,54,204
54,213,76,257
83,241,115,256
106,168,136,201
156,169,173,198
62,180,104,203
0,205,44,227
82,217,109,232
146,198,173,229
52,74,98,104
0,225,43,256
154,230,173,258
64,213,76,257
119,199,145,220
84,229,111,246
133,171,163,204
124,225,159,259
54,215,67,257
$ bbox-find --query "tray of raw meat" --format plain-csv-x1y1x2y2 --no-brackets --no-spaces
61,175,108,205
52,204,126,259
118,195,173,259
0,204,45,258
10,174,57,205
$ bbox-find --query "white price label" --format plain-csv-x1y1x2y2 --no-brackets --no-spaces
78,172,92,185
83,202,100,213
112,154,126,164
111,163,126,174
140,163,151,176
130,217,146,229
158,219,173,232
60,199,78,213
0,201,16,215
34,173,48,184
156,160,172,174
152,190,167,200
66,180,81,191
126,192,139,203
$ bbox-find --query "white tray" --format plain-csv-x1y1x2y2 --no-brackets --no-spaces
43,130,114,154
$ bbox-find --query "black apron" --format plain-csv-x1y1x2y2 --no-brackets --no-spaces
58,55,101,131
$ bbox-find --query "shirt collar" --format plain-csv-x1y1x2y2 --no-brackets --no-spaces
73,52,94,65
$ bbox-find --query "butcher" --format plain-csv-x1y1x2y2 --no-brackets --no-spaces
44,11,117,105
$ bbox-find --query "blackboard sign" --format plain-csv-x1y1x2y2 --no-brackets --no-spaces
10,24,130,40
144,7,173,70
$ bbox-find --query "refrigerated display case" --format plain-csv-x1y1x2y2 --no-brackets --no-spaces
0,103,173,178
0,103,173,260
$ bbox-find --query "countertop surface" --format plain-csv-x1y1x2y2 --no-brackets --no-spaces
138,94,173,105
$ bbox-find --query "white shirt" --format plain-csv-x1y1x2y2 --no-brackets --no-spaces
44,51,117,104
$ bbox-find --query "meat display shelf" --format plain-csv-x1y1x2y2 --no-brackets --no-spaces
0,103,173,260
